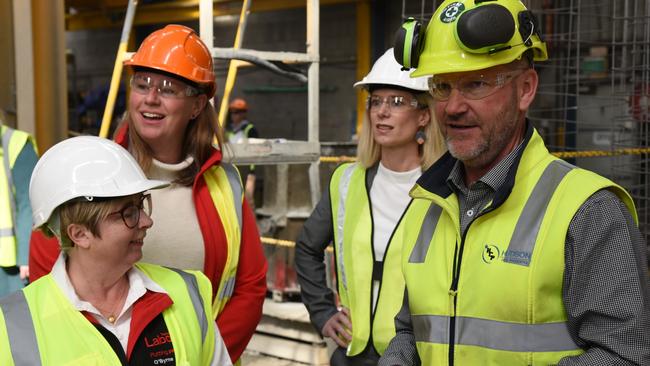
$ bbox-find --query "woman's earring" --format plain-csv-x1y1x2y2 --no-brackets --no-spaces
415,128,426,145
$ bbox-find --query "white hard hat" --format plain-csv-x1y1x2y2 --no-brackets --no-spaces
29,136,168,228
354,48,429,91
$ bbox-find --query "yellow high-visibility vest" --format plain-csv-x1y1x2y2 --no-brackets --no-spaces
400,131,636,365
0,125,36,267
0,263,216,365
329,163,409,356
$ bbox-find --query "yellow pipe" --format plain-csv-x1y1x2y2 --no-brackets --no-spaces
217,0,252,127
99,0,138,138
355,0,371,137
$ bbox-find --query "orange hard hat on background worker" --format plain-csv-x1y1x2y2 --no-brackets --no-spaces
124,24,216,98
229,98,248,111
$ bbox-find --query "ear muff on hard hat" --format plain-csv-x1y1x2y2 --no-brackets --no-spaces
124,24,216,98
393,17,424,70
455,4,542,55
393,0,548,77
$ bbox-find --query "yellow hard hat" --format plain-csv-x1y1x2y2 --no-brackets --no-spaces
395,0,548,77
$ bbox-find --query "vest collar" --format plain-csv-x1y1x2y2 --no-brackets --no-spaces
413,120,543,212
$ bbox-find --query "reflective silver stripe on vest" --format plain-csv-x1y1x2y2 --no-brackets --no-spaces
408,204,443,263
221,163,243,229
2,127,17,231
218,275,236,300
412,315,580,352
0,290,42,365
335,164,357,291
412,314,449,344
167,268,209,342
0,228,14,237
505,160,574,266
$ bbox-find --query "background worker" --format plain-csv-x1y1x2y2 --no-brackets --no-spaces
226,97,260,208
0,136,231,365
0,117,38,297
28,24,267,364
381,0,650,365
295,48,445,365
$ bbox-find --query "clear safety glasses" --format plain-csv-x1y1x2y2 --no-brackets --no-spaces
108,194,152,229
428,69,526,101
366,95,424,114
130,75,200,99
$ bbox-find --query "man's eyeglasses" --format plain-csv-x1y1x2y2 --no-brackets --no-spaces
428,69,526,101
366,95,424,114
130,75,200,99
108,194,152,229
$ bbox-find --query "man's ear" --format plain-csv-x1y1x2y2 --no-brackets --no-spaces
517,68,538,112
66,223,92,249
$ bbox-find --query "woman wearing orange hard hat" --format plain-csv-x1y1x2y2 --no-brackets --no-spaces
28,24,267,364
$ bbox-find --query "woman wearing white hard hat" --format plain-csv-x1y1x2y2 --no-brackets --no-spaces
295,48,446,365
0,136,231,365
28,25,266,364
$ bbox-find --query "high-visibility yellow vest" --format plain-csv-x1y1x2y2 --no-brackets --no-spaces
0,125,36,267
329,163,409,356
203,163,243,316
400,131,636,365
0,263,216,366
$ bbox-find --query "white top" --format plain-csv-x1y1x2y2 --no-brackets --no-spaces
370,162,421,260
51,254,231,365
369,162,421,312
142,157,205,271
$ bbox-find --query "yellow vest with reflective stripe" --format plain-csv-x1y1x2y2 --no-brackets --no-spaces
203,163,243,315
0,126,35,267
401,131,636,365
329,163,408,356
0,263,215,366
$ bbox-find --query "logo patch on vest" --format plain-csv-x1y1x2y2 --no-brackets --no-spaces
503,249,532,266
482,244,533,266
482,244,501,264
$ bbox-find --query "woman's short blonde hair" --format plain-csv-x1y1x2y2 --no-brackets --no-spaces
356,91,446,170
40,196,132,253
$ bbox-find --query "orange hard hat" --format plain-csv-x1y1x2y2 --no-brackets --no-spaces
124,24,216,98
229,98,248,111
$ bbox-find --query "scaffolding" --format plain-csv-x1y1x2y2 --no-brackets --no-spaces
527,0,650,241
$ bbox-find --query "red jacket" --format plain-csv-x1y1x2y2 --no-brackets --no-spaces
29,125,267,362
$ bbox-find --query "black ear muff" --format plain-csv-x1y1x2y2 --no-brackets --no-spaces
393,17,424,70
518,10,542,47
455,4,515,53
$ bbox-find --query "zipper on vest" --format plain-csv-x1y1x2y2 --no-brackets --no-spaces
448,226,470,366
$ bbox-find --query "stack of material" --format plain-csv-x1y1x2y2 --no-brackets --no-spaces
245,299,329,365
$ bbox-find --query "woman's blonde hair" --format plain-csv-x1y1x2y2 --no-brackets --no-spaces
356,91,446,170
116,92,225,187
40,196,130,253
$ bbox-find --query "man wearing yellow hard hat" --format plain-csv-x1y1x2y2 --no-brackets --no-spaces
380,1,650,365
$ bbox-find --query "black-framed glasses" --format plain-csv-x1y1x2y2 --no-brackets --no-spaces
108,194,152,229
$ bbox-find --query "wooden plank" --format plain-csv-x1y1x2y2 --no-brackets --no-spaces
247,333,329,365
257,316,322,343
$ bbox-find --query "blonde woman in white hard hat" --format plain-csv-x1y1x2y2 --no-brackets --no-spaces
295,48,446,365
0,136,231,365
